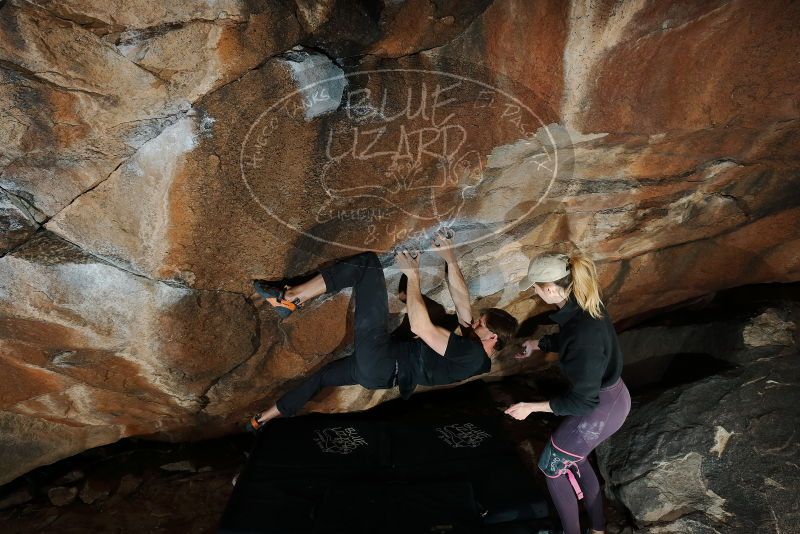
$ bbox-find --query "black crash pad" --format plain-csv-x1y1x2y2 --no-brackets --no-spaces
218,414,549,533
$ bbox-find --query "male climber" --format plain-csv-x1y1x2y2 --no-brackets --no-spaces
246,231,518,431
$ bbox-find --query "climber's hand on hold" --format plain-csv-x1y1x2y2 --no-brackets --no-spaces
395,249,420,278
431,229,457,263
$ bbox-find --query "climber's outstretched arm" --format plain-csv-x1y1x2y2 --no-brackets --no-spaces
397,250,450,356
431,231,473,328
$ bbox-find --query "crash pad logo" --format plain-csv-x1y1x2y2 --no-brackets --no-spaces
313,426,368,455
240,58,561,253
436,423,492,449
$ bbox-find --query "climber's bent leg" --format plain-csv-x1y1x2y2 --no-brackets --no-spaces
311,252,397,388
275,356,357,417
280,251,385,307
267,253,398,418
319,252,396,388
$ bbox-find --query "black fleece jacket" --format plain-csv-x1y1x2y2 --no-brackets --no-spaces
538,295,623,416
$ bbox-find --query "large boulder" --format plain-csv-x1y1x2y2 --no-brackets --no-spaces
1,0,799,483
597,305,799,532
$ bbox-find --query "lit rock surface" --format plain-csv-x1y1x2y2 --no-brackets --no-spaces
1,0,799,483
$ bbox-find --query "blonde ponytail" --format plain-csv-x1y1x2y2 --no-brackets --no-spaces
567,254,603,319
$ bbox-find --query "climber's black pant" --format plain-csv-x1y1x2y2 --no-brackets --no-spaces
276,252,411,416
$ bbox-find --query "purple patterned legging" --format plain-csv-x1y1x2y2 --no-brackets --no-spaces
543,379,631,534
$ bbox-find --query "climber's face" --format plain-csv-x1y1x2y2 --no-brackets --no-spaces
470,315,498,346
532,281,564,305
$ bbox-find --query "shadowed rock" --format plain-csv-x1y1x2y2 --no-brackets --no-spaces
597,305,800,532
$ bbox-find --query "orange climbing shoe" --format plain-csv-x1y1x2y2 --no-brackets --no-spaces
245,414,266,434
253,281,301,318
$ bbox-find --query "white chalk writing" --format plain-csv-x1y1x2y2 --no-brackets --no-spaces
436,423,492,448
314,426,368,455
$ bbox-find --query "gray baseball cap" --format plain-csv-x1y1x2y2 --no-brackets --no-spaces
520,253,570,291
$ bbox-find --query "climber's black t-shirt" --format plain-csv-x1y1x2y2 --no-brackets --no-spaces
396,328,491,398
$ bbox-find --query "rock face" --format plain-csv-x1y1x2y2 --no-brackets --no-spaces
597,304,799,532
0,233,257,483
1,0,799,483
47,486,78,507
0,188,38,254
